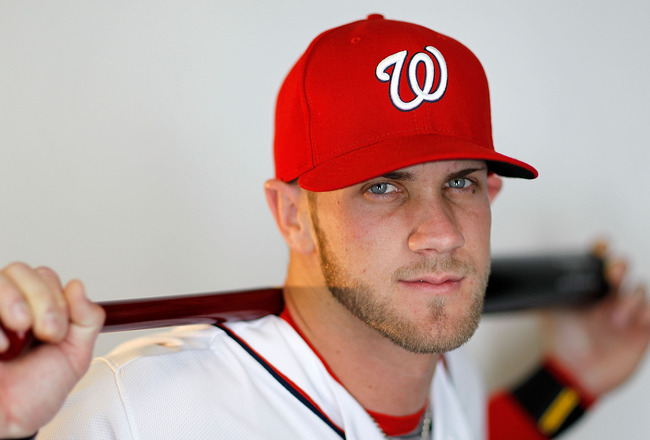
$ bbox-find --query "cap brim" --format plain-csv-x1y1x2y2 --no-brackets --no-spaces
298,134,538,192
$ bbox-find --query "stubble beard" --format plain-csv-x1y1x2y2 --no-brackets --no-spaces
311,202,489,354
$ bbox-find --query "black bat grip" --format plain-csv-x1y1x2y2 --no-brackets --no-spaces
483,252,609,313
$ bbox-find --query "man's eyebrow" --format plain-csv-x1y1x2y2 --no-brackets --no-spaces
378,165,487,182
379,171,416,181
446,166,487,181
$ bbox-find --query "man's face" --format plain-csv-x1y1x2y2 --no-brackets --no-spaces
307,160,496,354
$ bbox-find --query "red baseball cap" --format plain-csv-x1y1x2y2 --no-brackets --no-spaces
274,14,538,192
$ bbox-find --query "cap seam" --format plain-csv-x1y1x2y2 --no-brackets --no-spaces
314,136,488,173
301,23,361,172
318,126,492,162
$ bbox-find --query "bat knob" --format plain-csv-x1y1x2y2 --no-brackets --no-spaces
0,323,33,361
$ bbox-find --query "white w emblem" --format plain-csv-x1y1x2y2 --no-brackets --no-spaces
375,46,448,111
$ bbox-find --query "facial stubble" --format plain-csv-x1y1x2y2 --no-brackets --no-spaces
309,196,489,354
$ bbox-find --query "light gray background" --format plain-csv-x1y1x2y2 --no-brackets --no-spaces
1,1,648,438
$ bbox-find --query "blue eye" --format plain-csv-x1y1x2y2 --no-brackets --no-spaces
369,182,398,195
447,178,472,189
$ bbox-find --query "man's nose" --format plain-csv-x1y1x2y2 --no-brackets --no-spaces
407,199,465,255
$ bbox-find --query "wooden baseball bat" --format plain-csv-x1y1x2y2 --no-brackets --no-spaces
0,253,609,361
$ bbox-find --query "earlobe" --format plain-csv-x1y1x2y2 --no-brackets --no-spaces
264,179,316,254
486,173,503,202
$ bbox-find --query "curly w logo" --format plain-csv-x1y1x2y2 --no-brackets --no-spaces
375,46,448,112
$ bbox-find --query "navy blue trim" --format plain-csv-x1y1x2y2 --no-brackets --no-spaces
216,324,346,439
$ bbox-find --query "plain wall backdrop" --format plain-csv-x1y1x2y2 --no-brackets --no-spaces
1,1,648,438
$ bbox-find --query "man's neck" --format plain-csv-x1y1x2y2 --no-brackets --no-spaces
282,284,439,416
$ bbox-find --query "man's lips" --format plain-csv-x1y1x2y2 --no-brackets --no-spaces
398,274,464,293
400,274,464,285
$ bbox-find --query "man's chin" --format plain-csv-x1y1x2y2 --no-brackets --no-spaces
376,299,483,354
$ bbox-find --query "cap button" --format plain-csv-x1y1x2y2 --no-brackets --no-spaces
366,14,384,20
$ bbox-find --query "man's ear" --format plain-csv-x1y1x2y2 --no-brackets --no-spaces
487,173,503,202
264,179,315,254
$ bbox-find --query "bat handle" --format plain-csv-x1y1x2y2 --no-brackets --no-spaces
0,287,285,361
0,324,33,361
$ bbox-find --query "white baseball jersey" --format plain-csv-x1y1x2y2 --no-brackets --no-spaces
38,315,485,439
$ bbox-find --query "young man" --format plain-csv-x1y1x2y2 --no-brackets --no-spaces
1,15,648,439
